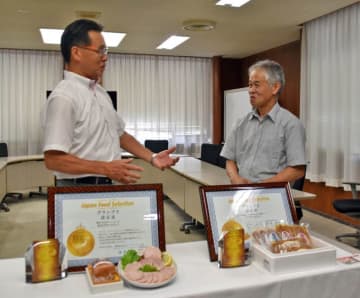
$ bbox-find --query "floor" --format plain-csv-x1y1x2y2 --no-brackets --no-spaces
0,193,359,259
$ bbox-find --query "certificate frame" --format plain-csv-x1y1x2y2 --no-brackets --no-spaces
48,184,165,272
199,182,297,262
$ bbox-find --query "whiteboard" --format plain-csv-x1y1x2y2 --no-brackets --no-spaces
224,87,252,140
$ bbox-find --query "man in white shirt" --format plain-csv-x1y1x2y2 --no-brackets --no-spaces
43,19,179,185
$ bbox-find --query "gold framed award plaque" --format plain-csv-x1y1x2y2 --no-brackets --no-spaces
48,184,165,272
199,182,297,262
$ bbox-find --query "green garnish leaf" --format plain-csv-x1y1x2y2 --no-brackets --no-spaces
121,249,140,269
139,264,158,272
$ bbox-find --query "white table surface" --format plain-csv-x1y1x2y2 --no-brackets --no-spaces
1,155,315,200
0,155,44,170
171,157,230,185
1,240,360,298
172,157,316,201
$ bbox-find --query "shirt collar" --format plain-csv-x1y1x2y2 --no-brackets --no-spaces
249,102,280,122
64,70,97,90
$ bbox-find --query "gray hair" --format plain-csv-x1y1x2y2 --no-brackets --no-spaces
248,60,285,95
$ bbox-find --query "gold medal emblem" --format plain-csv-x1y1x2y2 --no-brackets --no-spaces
66,225,95,257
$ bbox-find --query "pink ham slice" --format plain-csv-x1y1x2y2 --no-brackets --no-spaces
124,262,144,281
142,246,162,260
127,269,175,284
124,252,176,284
138,257,164,270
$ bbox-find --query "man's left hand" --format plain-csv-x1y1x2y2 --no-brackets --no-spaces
152,146,180,170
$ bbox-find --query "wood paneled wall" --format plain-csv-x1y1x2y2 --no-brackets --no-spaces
213,40,359,227
212,40,301,144
212,56,222,144
222,40,301,117
301,181,360,227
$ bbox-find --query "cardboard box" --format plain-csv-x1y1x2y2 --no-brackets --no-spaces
253,236,336,274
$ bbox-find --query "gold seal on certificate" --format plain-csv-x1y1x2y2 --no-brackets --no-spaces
67,225,95,257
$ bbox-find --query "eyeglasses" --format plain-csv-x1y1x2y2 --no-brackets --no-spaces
77,46,109,56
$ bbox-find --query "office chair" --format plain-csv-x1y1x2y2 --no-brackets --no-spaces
144,140,169,153
199,143,226,168
29,187,47,198
0,142,23,212
199,143,221,166
292,167,307,221
218,155,227,169
0,142,8,157
332,182,360,248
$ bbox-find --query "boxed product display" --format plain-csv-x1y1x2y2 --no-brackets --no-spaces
85,260,124,294
253,236,337,274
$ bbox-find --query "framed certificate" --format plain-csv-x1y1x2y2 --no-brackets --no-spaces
199,182,297,261
48,184,165,272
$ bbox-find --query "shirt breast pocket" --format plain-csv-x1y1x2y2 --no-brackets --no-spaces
262,133,284,171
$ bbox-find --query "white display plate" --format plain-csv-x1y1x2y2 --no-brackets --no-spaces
253,236,337,274
119,263,177,289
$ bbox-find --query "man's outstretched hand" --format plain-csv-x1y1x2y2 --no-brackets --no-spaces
152,146,180,170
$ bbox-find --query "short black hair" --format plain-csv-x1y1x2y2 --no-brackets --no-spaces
61,19,103,63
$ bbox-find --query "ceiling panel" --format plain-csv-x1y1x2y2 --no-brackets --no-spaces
0,0,358,58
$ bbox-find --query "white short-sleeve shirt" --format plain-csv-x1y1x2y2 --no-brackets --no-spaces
42,71,125,179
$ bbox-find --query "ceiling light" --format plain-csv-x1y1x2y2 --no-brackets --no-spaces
39,28,63,44
101,32,126,47
17,9,31,15
156,35,190,50
39,28,126,47
183,20,216,31
216,0,251,8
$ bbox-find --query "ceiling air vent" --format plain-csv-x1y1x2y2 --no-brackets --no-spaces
76,11,102,19
182,20,216,31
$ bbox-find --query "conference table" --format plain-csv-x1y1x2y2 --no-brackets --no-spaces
0,155,54,202
0,154,314,220
132,156,316,224
1,240,360,298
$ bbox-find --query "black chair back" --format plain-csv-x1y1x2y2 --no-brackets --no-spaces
144,140,169,153
292,165,307,221
217,155,227,169
200,143,226,168
292,175,305,191
0,142,8,157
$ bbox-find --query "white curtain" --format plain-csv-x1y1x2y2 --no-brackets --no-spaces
0,50,212,156
0,49,63,155
300,3,360,187
103,54,213,155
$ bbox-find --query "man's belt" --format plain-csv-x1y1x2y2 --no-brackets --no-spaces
57,176,112,185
